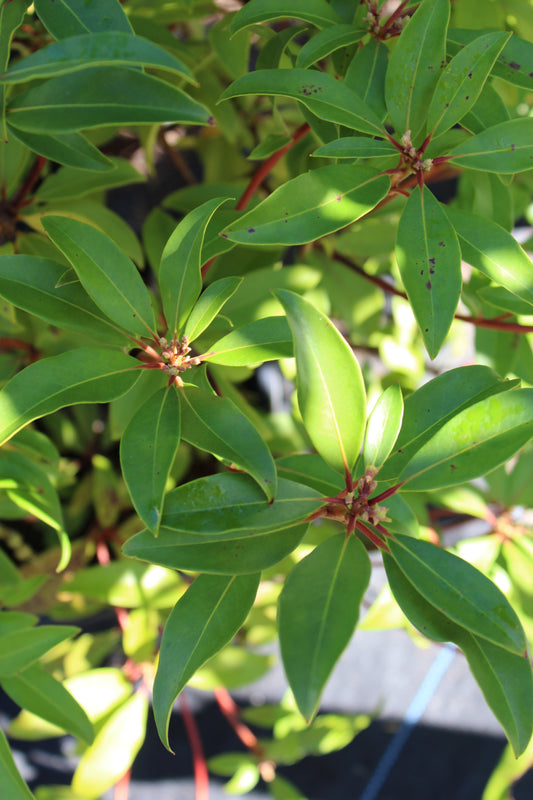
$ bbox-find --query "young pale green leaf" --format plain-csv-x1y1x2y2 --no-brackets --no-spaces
1,663,93,744
276,290,366,476
153,573,260,750
0,0,29,139
296,26,365,70
344,38,388,121
204,316,293,366
396,186,462,359
120,387,181,535
159,198,229,339
0,32,193,84
229,0,343,33
427,32,509,139
445,208,533,310
72,691,148,798
0,625,79,677
276,454,345,496
219,70,386,137
7,126,113,171
399,389,533,491
449,119,533,173
34,0,132,37
313,137,397,159
123,522,309,575
184,277,242,342
388,534,527,655
363,384,404,471
42,215,155,337
0,348,139,446
279,534,371,720
447,28,533,93
7,67,210,133
385,0,450,139
223,165,390,246
0,727,35,800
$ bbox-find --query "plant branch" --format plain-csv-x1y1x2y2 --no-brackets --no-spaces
214,687,265,758
10,156,47,210
180,692,210,800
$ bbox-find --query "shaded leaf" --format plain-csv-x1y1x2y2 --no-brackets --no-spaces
0,0,36,138
0,625,79,677
205,316,293,366
184,277,242,342
35,157,144,202
34,0,132,38
447,28,533,92
313,137,397,159
276,454,345,496
344,38,388,120
449,119,533,173
296,25,365,70
7,126,113,171
0,727,35,800
229,0,343,33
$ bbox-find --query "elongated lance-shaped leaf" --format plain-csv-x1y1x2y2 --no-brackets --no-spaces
0,727,35,800
449,118,533,173
399,388,533,492
184,277,242,342
219,70,387,137
445,208,533,310
7,67,210,133
385,555,533,755
222,166,390,246
42,216,155,337
204,316,293,366
385,0,450,140
396,186,461,359
159,198,229,339
276,290,366,476
229,0,343,33
153,573,260,750
7,126,113,171
0,349,139,446
363,384,403,472
0,0,26,139
0,32,194,84
120,387,181,535
279,534,371,721
180,386,277,500
427,32,510,139
296,25,366,70
276,454,345,497
34,0,132,37
447,28,533,93
345,37,388,121
313,137,397,159
0,625,79,677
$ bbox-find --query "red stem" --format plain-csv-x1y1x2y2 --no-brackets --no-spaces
113,769,131,800
369,481,406,506
180,692,209,800
10,156,47,209
380,0,409,35
355,520,390,552
214,687,264,758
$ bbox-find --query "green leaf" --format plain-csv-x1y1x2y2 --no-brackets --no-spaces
153,573,260,750
7,67,210,133
0,348,139,446
120,387,181,535
0,255,130,346
184,277,242,342
459,83,510,136
427,32,509,139
0,0,30,139
296,25,365,70
482,738,533,800
204,316,293,366
180,386,277,500
229,0,343,33
35,157,144,202
0,612,38,637
363,384,403,471
279,535,371,720
42,215,156,337
0,32,194,84
445,208,533,310
64,561,182,608
159,197,229,339
448,28,533,93
276,454,345,496
276,290,366,476
0,727,35,800
385,0,450,139
388,534,527,655
449,119,533,173
7,126,113,171
344,38,388,121
34,0,133,38
313,137,397,159
219,69,386,137
395,186,462,359
399,388,533,491
0,625,79,677
1,663,93,744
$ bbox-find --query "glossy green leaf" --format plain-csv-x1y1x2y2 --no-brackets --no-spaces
219,70,386,137
0,625,79,677
427,32,509,139
0,612,37,637
120,387,181,535
449,119,533,173
0,0,30,139
279,535,370,720
7,126,113,171
153,573,260,750
399,388,533,491
296,25,365,70
0,256,130,346
0,32,193,84
72,691,148,798
276,290,366,475
0,348,139,446
184,277,242,342
445,208,533,310
255,25,306,71
313,137,397,159
388,534,527,655
276,454,345,496
180,386,277,500
459,83,510,136
34,0,132,38
396,186,462,359
7,67,210,133
205,316,293,366
385,0,450,139
1,663,93,744
229,0,342,33
363,384,404,471
0,727,35,800
344,38,388,120
159,197,229,338
35,157,144,202
42,215,155,337
447,28,533,92
478,286,533,318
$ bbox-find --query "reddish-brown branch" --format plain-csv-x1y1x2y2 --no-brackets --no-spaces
214,687,264,758
9,156,47,210
379,0,410,36
355,520,390,552
180,692,210,800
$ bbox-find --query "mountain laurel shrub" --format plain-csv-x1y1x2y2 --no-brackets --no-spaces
1,0,533,797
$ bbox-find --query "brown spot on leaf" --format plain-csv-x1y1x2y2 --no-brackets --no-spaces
509,61,521,70
248,228,255,233
426,280,432,290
